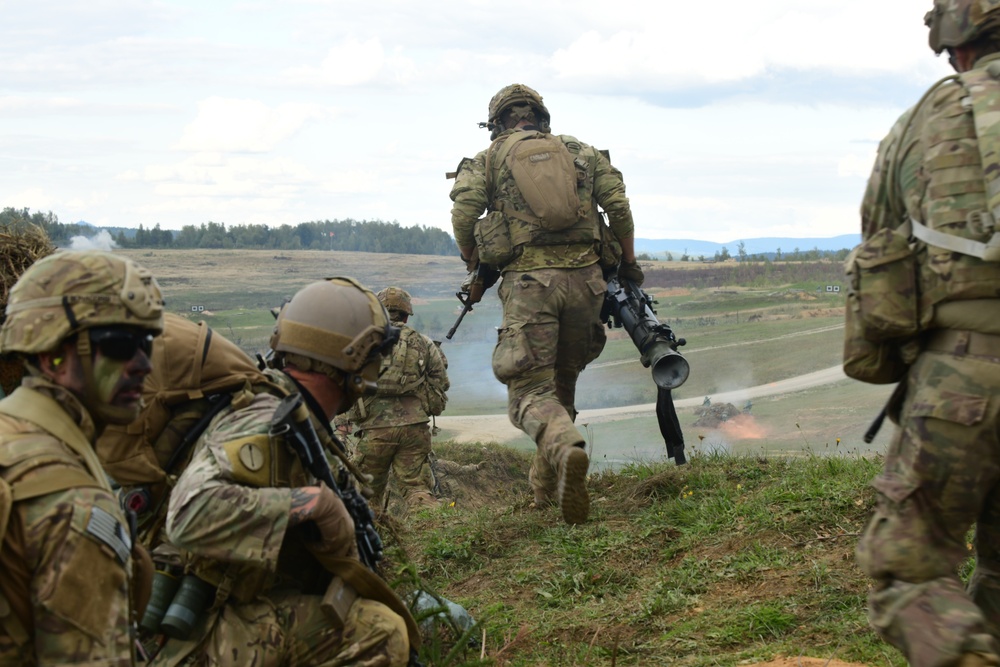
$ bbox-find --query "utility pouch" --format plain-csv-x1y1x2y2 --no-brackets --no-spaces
845,227,921,340
320,575,358,629
474,211,514,267
842,303,911,384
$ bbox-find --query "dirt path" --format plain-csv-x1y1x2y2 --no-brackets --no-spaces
435,365,848,444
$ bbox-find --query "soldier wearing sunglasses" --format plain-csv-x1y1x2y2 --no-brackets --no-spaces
0,250,164,666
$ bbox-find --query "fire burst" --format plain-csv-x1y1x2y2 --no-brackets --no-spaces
719,415,768,440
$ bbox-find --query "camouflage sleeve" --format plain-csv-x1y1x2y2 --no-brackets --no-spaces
15,484,134,665
590,147,635,241
165,396,292,570
861,106,917,240
449,151,489,249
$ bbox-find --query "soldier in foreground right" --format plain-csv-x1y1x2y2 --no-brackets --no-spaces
849,2,1000,666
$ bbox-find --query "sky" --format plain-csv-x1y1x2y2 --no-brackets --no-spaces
0,0,954,243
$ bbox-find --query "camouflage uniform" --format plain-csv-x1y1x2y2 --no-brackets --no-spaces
0,378,135,667
853,20,1000,665
158,369,408,667
449,85,634,522
349,323,449,510
0,250,166,667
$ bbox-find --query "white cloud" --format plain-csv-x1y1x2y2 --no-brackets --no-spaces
283,38,386,87
175,98,324,153
838,153,876,179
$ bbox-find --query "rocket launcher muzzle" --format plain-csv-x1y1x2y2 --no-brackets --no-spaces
602,276,689,390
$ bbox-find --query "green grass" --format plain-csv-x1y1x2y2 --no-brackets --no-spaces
386,445,906,667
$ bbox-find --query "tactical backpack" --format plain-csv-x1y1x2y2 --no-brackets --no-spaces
844,63,1000,384
96,313,279,539
490,130,583,230
373,327,446,416
476,131,603,267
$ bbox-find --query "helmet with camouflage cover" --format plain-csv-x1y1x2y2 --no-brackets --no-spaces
376,286,413,317
0,250,164,355
0,250,164,425
487,84,551,137
270,276,398,399
926,0,1000,54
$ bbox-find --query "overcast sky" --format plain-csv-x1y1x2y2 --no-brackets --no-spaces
0,0,953,243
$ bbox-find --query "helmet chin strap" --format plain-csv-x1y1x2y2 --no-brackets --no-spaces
74,335,139,426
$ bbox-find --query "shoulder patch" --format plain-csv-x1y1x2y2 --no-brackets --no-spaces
86,506,132,565
222,434,272,487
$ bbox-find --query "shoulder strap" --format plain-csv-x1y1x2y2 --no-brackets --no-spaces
901,68,1000,261
484,131,540,205
0,388,111,492
909,217,1000,261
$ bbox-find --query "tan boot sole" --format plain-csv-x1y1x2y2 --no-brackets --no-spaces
559,448,590,525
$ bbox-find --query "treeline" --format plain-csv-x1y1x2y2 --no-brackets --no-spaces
646,240,852,264
644,257,845,290
0,208,457,256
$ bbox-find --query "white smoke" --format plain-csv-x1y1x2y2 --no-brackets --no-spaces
67,230,117,251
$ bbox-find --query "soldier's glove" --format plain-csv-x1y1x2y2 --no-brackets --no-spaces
461,272,485,306
618,260,645,286
304,485,359,560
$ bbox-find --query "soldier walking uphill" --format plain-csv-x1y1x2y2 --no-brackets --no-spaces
348,287,449,511
143,278,415,667
849,3,1000,667
0,251,165,666
448,83,642,525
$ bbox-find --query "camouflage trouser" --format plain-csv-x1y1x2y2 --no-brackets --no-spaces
856,343,1000,667
492,264,607,500
355,423,436,509
152,594,408,667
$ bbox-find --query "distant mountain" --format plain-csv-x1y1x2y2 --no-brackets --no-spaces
635,234,860,258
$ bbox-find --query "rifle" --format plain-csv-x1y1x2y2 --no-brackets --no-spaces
602,275,690,464
270,393,384,570
446,250,499,340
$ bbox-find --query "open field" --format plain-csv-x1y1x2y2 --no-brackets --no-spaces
122,248,888,468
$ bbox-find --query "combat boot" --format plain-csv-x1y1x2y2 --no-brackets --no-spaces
557,445,590,525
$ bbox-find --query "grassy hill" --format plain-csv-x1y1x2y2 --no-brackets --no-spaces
387,442,906,667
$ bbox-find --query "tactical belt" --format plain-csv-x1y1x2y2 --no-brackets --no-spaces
925,329,1000,360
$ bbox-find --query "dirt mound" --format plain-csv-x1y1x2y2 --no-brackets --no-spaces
382,441,533,516
693,402,742,427
746,657,870,667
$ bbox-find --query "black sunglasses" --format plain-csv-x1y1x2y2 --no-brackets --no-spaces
89,327,155,361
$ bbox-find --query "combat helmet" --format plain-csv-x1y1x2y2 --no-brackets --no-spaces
926,0,1000,54
486,83,551,139
377,286,413,318
270,277,398,399
0,250,165,423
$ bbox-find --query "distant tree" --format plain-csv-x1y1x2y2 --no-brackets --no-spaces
665,252,674,262
737,241,748,263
